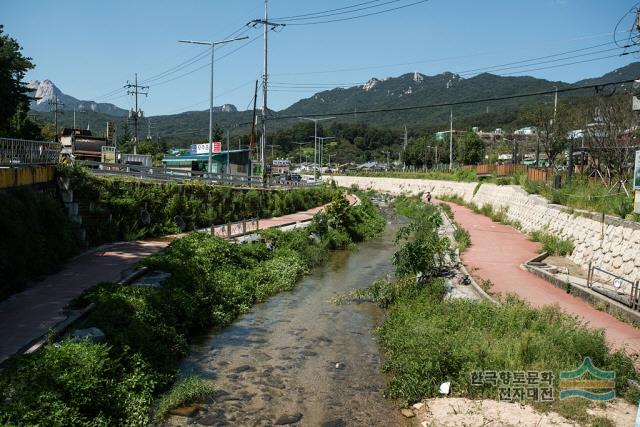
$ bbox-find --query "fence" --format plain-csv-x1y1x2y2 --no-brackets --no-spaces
211,218,260,239
0,138,61,167
587,262,640,310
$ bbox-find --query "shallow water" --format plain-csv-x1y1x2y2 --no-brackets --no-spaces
173,217,410,427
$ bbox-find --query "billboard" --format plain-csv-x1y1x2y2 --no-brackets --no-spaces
191,142,222,155
635,150,640,190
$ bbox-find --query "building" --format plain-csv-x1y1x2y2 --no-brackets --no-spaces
271,159,290,175
59,128,109,161
161,148,252,176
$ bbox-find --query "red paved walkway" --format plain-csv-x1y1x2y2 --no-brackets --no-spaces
444,201,640,355
0,197,354,364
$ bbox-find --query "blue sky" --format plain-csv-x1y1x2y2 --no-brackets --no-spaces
2,0,638,116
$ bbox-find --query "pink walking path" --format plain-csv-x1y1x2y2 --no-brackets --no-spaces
444,201,640,356
0,196,355,364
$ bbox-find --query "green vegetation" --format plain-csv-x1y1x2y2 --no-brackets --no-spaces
529,230,575,256
345,168,478,182
345,196,637,427
66,167,340,245
0,194,385,426
531,176,634,220
377,282,637,408
453,227,471,252
390,197,452,280
154,376,215,421
0,189,82,300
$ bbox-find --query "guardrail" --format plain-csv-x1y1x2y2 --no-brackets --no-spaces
587,262,640,310
79,160,263,187
78,160,322,188
0,138,61,167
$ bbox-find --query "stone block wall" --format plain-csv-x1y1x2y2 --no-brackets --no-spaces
328,176,640,281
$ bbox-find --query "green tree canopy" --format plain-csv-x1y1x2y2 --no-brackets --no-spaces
456,131,485,165
0,25,36,136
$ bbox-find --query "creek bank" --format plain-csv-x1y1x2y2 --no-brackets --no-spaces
0,194,384,426
164,210,408,426
327,175,640,282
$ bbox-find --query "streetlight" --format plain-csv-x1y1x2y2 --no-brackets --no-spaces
316,136,335,171
299,116,335,176
179,35,248,173
291,141,311,165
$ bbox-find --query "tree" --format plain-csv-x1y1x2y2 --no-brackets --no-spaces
118,122,133,153
0,25,36,136
456,131,485,165
580,95,638,188
524,104,573,170
212,122,223,142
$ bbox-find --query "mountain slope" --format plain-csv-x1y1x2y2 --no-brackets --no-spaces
28,80,129,116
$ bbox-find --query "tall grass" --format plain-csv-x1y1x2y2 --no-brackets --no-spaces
529,230,574,256
377,281,637,407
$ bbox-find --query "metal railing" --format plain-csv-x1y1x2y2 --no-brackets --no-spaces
211,218,260,239
0,138,61,166
78,160,322,188
587,262,639,310
79,160,263,187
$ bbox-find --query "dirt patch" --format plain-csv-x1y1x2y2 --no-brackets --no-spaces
413,397,635,427
545,256,589,280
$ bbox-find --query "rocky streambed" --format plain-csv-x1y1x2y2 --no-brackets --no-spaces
165,216,411,427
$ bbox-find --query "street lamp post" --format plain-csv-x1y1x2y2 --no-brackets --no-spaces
179,36,248,173
299,116,335,176
316,136,335,171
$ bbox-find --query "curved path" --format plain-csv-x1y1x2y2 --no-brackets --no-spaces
0,196,355,364
444,201,640,355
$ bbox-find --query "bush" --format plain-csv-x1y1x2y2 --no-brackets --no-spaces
529,230,574,256
0,340,154,426
66,169,340,245
0,189,82,300
454,227,471,252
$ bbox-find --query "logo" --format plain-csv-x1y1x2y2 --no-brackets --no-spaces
559,357,615,401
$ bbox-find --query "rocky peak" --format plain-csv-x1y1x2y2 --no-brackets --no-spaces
362,78,380,92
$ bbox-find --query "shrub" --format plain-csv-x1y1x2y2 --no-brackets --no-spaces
454,227,471,252
529,230,574,256
0,340,154,426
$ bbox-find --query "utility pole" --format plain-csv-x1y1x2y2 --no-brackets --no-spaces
146,118,152,140
48,97,64,139
248,0,284,183
178,36,248,173
125,73,148,154
317,136,335,170
299,117,335,176
292,141,310,165
403,125,408,171
449,109,453,170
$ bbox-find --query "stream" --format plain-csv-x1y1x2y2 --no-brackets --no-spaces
168,215,411,427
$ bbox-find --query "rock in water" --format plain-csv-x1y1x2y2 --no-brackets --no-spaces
274,412,303,425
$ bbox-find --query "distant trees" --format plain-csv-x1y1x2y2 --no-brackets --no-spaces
0,25,41,138
456,131,485,165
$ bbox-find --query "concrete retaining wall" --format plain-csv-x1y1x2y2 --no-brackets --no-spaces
327,175,640,281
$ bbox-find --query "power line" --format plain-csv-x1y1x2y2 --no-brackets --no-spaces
273,0,404,22
282,0,431,26
271,0,385,20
